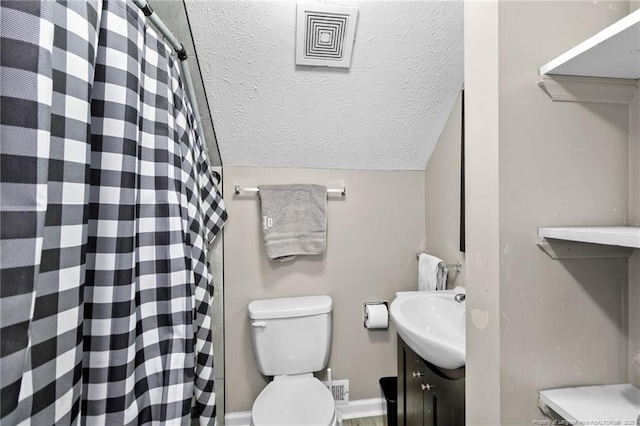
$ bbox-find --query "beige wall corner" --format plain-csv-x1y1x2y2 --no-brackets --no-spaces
424,91,465,289
222,167,425,413
464,1,502,424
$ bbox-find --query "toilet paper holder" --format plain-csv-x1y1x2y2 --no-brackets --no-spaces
363,301,388,328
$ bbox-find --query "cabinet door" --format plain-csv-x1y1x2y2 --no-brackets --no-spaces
405,348,426,425
398,337,465,426
420,355,457,426
423,390,434,426
435,399,454,425
450,377,465,426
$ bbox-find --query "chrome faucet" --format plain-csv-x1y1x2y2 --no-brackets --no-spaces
454,293,465,303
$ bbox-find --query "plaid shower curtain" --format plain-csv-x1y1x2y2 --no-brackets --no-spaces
0,1,227,424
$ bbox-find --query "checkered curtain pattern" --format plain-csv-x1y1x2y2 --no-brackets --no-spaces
0,1,227,424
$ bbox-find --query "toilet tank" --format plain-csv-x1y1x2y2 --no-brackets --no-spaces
248,295,332,376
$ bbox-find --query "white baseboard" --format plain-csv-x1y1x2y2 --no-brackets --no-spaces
224,397,386,425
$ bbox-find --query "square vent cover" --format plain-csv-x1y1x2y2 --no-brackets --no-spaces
296,3,358,68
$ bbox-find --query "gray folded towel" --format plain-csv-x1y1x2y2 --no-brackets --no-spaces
257,184,327,262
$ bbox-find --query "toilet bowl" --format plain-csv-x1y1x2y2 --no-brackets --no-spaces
250,374,337,426
247,295,337,426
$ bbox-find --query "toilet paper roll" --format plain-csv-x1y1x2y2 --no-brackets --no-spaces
364,304,389,329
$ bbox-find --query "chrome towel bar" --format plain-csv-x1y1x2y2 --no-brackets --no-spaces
415,253,463,272
234,185,346,196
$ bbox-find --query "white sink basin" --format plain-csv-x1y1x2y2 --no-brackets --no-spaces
390,288,465,370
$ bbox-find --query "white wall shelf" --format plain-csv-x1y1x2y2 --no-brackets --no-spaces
537,227,638,259
538,75,637,105
536,238,633,260
539,10,640,79
538,384,640,424
539,226,640,248
538,10,640,104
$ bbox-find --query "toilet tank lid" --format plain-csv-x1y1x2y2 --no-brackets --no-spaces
248,295,333,320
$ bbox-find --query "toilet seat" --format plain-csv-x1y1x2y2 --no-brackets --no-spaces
251,375,336,426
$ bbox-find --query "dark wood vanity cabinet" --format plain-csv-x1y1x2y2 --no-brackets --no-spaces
397,338,465,426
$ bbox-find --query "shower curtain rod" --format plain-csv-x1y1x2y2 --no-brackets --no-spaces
132,0,211,162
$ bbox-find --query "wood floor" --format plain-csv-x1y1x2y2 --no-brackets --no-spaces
343,416,385,426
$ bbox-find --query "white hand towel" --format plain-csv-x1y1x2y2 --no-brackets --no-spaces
418,253,448,291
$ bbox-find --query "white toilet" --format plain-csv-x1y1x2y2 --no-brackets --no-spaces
248,295,338,426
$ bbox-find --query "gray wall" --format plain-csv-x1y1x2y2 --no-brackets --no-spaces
466,2,632,424
424,92,465,289
221,167,426,413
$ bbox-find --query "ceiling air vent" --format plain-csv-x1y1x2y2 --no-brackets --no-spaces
295,3,358,68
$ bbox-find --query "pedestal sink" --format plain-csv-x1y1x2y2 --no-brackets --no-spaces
389,288,465,370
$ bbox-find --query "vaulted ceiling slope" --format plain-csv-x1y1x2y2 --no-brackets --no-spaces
185,0,463,170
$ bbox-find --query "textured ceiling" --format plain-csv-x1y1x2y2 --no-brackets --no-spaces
185,0,463,170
